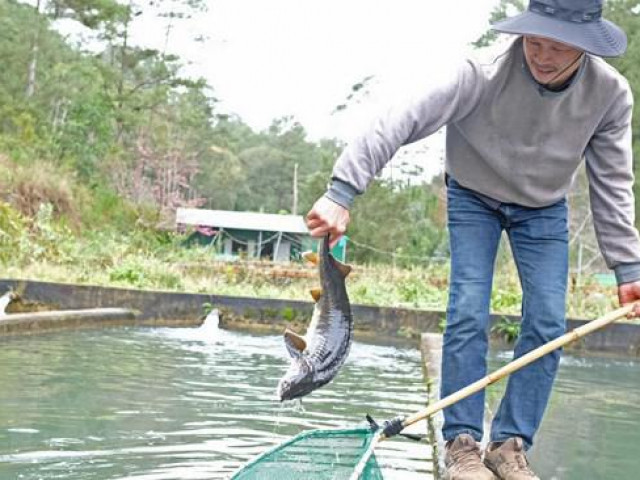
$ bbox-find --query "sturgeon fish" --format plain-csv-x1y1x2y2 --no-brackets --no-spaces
276,235,353,401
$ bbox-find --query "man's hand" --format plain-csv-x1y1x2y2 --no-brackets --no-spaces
306,196,350,248
617,281,640,317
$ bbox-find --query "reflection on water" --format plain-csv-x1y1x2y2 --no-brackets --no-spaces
488,351,640,479
0,319,431,479
530,354,640,479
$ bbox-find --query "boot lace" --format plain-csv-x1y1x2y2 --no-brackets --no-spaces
448,444,484,473
500,451,537,477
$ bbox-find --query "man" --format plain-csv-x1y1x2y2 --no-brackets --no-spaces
306,1,640,479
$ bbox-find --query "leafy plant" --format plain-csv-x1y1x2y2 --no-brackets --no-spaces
281,306,296,322
0,202,26,262
491,288,521,314
109,264,145,286
438,316,447,334
491,316,522,343
202,302,214,316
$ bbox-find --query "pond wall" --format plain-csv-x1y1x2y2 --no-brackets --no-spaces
0,279,638,356
0,308,136,336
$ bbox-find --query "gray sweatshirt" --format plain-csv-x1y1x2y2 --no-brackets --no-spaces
327,38,640,284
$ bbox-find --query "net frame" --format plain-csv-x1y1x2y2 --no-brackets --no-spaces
230,427,383,480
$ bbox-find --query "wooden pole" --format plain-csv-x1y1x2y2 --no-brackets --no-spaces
292,163,299,215
273,232,283,262
25,0,41,98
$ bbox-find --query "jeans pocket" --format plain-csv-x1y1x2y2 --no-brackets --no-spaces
527,199,569,241
447,182,492,219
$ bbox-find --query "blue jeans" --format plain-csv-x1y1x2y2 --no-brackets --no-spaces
441,179,568,449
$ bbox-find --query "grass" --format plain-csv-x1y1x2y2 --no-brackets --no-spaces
0,222,624,321
0,158,627,322
0,193,626,320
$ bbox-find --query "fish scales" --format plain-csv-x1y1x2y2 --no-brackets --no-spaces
276,235,354,401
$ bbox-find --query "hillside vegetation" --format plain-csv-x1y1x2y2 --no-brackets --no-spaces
2,0,636,319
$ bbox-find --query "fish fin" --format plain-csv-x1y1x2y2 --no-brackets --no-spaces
332,257,352,278
310,287,323,302
301,251,319,265
284,337,302,358
284,328,307,357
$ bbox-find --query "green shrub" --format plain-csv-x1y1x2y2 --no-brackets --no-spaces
491,288,521,313
202,302,214,316
438,316,447,333
282,306,296,322
0,201,27,263
491,316,521,343
79,187,140,232
109,263,145,286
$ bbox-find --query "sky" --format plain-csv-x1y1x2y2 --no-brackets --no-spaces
128,0,502,140
51,0,507,181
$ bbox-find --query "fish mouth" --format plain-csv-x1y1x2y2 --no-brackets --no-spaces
277,380,300,402
276,376,293,401
276,368,316,401
277,381,317,402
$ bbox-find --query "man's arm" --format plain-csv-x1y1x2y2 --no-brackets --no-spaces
307,60,485,242
331,60,483,194
584,81,640,315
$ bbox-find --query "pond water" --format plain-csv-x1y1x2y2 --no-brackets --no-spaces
0,319,431,479
0,319,638,480
525,354,640,479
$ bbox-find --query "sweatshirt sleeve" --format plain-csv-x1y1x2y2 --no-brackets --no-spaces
584,80,640,283
330,60,484,194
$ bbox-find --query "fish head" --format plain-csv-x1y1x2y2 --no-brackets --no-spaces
276,357,316,401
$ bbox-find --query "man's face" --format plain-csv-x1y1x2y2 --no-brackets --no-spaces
523,35,584,87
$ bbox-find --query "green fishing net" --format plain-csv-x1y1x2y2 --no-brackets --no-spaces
231,427,384,480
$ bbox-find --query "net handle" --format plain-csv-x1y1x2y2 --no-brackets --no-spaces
396,303,635,434
348,429,383,480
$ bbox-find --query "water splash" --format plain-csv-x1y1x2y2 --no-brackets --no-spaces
292,398,306,414
199,309,220,335
277,398,306,414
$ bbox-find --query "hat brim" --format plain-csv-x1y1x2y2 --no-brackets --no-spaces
492,11,627,57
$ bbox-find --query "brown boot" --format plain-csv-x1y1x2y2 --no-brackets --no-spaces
483,437,540,479
444,434,497,480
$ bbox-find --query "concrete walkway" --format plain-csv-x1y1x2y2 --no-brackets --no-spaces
0,307,137,336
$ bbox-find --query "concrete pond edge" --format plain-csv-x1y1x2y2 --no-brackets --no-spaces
0,279,638,357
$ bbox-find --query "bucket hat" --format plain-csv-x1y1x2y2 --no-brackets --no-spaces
492,0,627,57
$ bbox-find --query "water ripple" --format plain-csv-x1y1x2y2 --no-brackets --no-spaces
0,325,432,479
